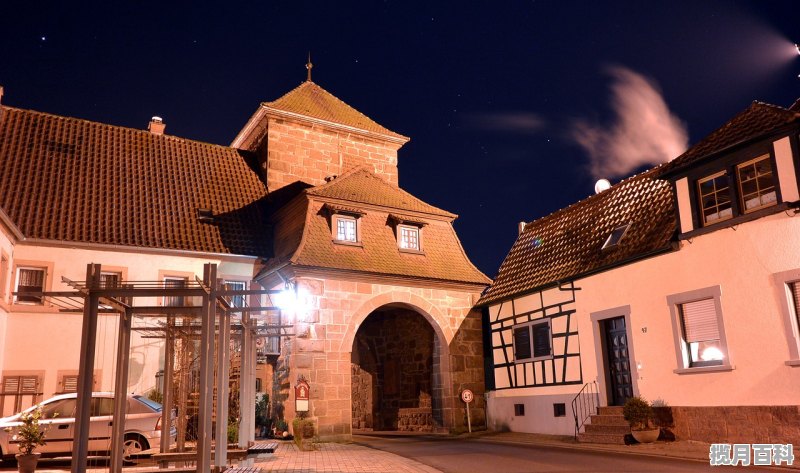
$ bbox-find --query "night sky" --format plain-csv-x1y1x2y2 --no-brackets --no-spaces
1,1,798,277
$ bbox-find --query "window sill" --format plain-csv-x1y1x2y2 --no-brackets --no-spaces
11,303,61,313
680,203,791,240
399,248,425,255
785,360,800,367
673,364,734,374
332,240,363,248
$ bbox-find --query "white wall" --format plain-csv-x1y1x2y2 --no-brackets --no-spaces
2,242,259,401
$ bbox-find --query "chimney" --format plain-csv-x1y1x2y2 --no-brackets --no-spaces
0,85,4,105
148,116,165,135
518,221,527,235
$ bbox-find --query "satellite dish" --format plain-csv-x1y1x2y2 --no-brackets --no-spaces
594,179,611,194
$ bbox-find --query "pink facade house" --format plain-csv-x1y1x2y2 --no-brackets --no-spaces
479,98,800,445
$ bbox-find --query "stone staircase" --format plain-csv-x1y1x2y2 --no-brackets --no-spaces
577,406,630,445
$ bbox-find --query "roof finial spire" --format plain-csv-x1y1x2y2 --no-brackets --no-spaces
306,52,313,82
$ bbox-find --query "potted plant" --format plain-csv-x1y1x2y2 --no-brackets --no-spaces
623,396,659,443
6,407,47,473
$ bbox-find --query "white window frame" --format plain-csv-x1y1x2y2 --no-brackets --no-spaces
602,223,630,250
512,318,552,363
667,286,734,374
224,280,247,308
14,266,47,305
333,214,359,244
398,224,422,251
771,269,800,367
163,276,188,307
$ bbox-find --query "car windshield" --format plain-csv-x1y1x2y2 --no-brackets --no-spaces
132,395,162,412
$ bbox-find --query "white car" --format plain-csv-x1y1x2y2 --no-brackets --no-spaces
0,392,176,464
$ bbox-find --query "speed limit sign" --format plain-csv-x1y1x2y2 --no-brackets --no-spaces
461,389,474,433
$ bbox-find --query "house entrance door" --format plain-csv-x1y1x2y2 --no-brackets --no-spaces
603,316,633,406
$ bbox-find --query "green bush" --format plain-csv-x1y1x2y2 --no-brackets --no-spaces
9,408,48,454
146,389,163,404
227,420,239,444
623,396,654,431
292,418,314,450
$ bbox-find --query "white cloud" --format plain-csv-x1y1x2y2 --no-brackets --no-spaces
572,66,688,179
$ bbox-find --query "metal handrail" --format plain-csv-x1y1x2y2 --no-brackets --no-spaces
571,381,600,439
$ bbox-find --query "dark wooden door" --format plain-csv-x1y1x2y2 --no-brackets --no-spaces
604,316,633,406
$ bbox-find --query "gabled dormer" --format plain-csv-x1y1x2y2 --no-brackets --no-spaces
660,100,800,238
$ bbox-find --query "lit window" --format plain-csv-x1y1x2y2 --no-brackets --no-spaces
602,223,630,249
335,216,357,242
667,286,732,373
679,299,724,367
737,155,777,213
697,172,732,225
15,268,46,304
399,225,420,251
513,319,552,362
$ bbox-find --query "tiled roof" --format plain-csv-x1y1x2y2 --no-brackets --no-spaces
265,81,408,140
478,168,677,306
0,106,271,256
661,101,800,175
306,167,457,218
267,168,489,286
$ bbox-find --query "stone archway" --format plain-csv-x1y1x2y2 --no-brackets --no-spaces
345,293,455,433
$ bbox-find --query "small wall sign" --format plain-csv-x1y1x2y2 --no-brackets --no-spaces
295,376,310,413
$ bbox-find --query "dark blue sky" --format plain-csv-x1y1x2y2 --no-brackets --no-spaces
1,1,798,277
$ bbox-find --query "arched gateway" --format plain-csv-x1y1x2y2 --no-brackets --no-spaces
345,295,454,432
240,77,490,440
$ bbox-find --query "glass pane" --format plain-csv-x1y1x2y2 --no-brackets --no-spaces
42,399,76,419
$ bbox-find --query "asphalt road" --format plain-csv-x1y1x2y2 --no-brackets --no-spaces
353,434,780,473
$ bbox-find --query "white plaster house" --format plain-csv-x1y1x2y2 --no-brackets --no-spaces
478,99,800,445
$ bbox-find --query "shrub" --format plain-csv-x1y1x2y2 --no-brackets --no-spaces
292,418,314,450
9,408,48,455
623,396,654,431
227,419,239,444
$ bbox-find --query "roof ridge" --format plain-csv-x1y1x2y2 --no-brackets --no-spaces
0,105,235,151
305,166,457,218
521,165,664,231
262,81,408,140
752,100,800,118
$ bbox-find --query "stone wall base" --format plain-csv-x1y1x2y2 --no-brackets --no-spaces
668,405,800,444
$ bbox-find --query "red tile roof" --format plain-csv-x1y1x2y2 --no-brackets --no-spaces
269,167,489,286
478,167,676,306
0,106,271,256
661,101,800,175
265,81,408,140
306,167,456,218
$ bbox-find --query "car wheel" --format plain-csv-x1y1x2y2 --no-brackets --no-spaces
122,434,149,465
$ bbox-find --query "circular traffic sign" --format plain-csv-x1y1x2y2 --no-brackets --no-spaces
461,389,474,403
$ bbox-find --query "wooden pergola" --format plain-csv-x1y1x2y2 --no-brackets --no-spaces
29,263,291,473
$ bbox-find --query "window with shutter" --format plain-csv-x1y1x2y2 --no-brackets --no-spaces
532,323,552,358
1,375,42,415
680,298,723,367
15,268,45,303
513,319,552,362
513,326,531,361
62,375,79,393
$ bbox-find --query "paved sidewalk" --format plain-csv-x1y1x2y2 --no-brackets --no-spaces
253,441,442,473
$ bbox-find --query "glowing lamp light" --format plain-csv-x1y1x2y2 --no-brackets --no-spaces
273,285,309,320
700,346,724,361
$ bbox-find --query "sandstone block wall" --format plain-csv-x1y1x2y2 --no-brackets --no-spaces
259,117,401,191
275,276,484,440
670,405,800,444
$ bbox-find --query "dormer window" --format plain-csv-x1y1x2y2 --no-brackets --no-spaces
694,153,779,228
698,171,733,225
335,215,358,243
736,155,776,213
390,214,426,253
399,225,420,251
324,203,364,246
